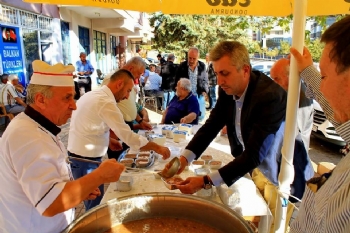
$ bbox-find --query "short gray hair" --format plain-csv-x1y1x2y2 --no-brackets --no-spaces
179,78,192,92
124,56,146,70
26,84,53,105
188,47,199,54
209,41,250,71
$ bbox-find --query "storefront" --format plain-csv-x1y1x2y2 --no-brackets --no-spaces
0,1,61,85
0,1,153,87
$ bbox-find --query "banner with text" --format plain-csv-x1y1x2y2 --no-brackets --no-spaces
0,25,26,86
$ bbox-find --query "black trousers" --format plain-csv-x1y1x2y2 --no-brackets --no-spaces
77,76,92,94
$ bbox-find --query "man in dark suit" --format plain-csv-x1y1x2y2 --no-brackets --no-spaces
175,47,208,121
270,58,314,149
173,41,313,232
160,53,178,110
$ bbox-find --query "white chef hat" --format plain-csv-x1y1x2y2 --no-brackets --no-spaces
30,60,75,87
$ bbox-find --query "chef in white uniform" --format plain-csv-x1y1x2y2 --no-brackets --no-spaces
0,60,125,233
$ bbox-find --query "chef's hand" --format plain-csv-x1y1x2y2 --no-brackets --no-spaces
140,121,152,130
96,159,125,183
109,138,123,151
78,71,85,75
154,145,171,160
84,188,101,201
290,47,314,73
175,176,204,194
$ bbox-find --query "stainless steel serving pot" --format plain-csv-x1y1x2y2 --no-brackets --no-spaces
61,193,256,233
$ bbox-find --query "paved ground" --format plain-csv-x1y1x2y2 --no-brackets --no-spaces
0,108,344,222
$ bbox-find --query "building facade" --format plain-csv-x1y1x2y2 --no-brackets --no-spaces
0,0,152,86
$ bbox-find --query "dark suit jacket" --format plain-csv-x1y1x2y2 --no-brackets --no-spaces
186,71,313,202
160,61,178,91
175,60,209,95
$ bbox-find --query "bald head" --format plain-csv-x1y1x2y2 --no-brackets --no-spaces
270,58,290,91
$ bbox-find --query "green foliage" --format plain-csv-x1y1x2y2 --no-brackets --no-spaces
266,48,279,59
252,42,262,55
149,13,253,59
305,39,324,62
279,41,291,56
149,14,344,61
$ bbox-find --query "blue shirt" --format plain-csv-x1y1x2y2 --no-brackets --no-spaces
183,85,249,186
233,86,248,151
75,60,95,77
144,72,162,91
164,92,200,124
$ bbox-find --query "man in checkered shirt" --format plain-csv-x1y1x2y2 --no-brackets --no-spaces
290,15,350,233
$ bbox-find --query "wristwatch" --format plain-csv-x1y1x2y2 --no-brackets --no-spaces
203,175,212,190
137,118,143,124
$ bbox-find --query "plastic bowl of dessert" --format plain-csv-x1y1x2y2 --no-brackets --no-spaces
191,160,205,169
200,155,213,164
209,160,222,170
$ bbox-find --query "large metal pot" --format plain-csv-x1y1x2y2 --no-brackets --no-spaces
62,193,256,233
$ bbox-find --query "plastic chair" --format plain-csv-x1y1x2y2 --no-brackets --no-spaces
144,96,158,111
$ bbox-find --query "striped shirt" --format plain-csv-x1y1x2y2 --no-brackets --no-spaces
188,65,198,94
290,66,350,233
0,83,18,106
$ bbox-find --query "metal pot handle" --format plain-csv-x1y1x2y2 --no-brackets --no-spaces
246,220,259,233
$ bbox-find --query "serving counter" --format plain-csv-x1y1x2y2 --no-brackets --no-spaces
101,125,272,232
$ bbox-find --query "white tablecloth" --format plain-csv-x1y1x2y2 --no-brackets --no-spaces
101,125,272,232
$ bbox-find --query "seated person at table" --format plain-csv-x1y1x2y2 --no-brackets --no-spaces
161,78,200,124
0,74,27,115
9,74,25,97
144,65,163,110
132,102,150,130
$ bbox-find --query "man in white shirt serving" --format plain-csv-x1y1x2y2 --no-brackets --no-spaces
68,69,171,211
0,60,125,233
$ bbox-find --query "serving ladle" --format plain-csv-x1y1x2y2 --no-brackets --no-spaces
156,157,181,179
123,157,181,179
68,156,180,179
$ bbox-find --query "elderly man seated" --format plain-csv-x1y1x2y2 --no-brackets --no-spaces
161,78,200,124
0,74,27,115
9,74,25,97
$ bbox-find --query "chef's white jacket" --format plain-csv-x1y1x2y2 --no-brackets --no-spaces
0,113,74,233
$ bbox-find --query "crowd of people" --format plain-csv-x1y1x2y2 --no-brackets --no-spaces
138,48,218,124
0,15,350,233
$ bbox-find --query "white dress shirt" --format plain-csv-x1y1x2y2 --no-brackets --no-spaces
0,113,74,233
68,86,148,157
